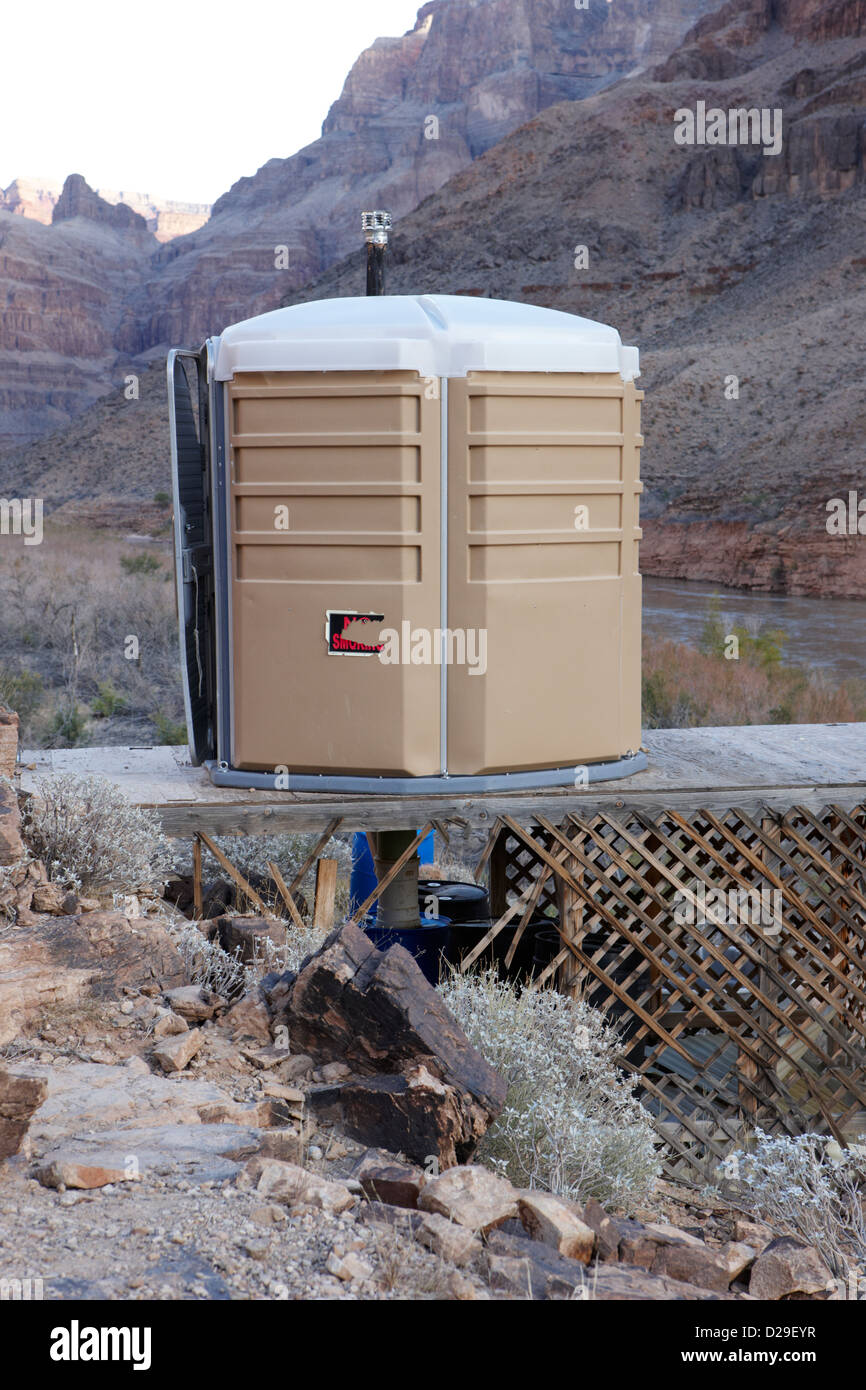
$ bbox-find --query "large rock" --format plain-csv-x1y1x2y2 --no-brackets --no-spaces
414,1211,482,1267
273,921,504,1167
13,1059,251,1140
517,1191,594,1264
486,1230,741,1301
319,1066,496,1171
215,916,291,965
582,1202,755,1293
353,1149,427,1209
36,1122,261,1186
418,1164,519,1234
220,987,272,1045
749,1237,834,1300
37,1158,132,1190
152,1028,203,1073
237,1157,356,1213
0,912,188,1046
0,1068,47,1158
162,985,226,1022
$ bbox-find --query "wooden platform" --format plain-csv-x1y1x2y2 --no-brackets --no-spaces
18,722,866,837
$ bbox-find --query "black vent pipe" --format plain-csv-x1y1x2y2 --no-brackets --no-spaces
362,210,391,295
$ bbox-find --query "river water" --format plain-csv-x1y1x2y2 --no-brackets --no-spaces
643,577,866,680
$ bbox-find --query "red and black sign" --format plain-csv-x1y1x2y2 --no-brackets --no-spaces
325,610,385,655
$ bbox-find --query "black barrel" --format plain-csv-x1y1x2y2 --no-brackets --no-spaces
418,879,490,923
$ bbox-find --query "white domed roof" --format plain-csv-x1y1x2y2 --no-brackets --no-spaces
212,294,639,382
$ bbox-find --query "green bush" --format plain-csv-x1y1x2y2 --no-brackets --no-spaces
0,666,43,723
91,679,127,718
153,711,187,745
49,703,89,747
120,553,162,577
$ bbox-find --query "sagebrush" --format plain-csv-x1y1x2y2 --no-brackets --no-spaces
174,917,328,997
439,969,662,1207
724,1129,866,1280
23,773,172,891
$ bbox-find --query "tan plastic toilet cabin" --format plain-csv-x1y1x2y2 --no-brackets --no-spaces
168,294,646,792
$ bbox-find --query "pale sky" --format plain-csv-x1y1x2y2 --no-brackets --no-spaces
2,0,425,205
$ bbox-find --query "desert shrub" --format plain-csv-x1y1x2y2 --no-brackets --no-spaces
723,1129,866,1280
120,552,162,577
438,969,662,1208
173,921,253,998
91,679,127,718
0,541,185,745
643,634,866,729
0,665,43,724
153,710,187,744
22,773,172,891
252,921,330,974
173,917,327,997
47,702,90,747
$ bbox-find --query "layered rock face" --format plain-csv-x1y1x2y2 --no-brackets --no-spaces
280,0,865,595
116,0,718,353
0,0,713,452
2,0,863,596
0,176,64,224
93,190,210,242
0,177,157,449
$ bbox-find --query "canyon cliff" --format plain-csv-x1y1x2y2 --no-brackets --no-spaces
1,0,863,597
0,0,715,451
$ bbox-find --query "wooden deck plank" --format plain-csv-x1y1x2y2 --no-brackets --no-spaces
17,723,866,836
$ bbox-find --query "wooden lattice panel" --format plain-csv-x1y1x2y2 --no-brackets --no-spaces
476,804,866,1183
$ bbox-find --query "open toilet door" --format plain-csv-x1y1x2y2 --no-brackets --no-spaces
167,348,217,765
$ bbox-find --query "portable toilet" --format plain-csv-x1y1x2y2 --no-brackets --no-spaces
168,293,646,792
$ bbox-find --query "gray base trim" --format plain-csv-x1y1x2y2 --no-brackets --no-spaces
204,752,648,795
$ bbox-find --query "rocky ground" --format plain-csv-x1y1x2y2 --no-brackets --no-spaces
0,905,845,1303
0,765,849,1303
1,1040,480,1302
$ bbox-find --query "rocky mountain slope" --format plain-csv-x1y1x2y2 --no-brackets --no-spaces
2,0,863,596
117,0,718,354
277,0,866,596
0,0,714,451
0,177,158,450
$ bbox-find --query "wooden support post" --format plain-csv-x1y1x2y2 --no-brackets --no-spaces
192,835,203,919
313,858,339,934
349,823,434,925
488,827,509,921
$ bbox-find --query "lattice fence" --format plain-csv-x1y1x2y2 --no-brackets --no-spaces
471,803,866,1183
